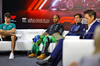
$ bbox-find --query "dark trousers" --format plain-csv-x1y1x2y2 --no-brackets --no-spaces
42,33,63,55
42,37,52,55
50,39,64,66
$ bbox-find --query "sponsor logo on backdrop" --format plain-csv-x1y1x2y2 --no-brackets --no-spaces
22,17,100,24
22,18,50,23
10,15,16,22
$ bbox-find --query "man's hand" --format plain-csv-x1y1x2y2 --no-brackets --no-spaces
0,34,6,38
42,32,49,36
12,34,16,36
56,32,60,35
83,36,84,39
70,62,78,66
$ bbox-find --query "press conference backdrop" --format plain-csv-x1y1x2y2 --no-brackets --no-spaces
2,0,100,30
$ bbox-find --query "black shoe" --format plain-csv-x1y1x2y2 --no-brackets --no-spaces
36,60,52,66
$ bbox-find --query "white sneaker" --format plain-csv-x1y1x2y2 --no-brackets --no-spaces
9,53,14,59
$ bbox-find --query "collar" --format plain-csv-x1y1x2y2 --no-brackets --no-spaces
75,22,81,25
88,20,96,28
4,22,10,25
54,23,60,25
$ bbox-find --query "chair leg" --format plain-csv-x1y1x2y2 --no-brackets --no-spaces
27,50,30,56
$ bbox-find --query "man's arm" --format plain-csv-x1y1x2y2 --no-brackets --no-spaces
0,29,16,38
65,26,72,36
0,23,16,37
42,25,51,35
42,32,49,36
6,28,16,33
0,24,4,37
56,32,60,35
57,24,64,35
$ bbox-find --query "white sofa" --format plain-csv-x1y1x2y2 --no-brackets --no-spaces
0,29,95,66
0,29,68,53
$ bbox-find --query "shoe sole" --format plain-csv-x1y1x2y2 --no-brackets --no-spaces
36,62,52,66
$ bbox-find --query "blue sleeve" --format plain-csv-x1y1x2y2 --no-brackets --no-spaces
0,24,3,29
79,25,86,36
65,25,79,36
66,25,86,36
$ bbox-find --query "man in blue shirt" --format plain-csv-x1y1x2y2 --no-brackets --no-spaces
66,13,85,36
0,12,16,59
36,10,99,66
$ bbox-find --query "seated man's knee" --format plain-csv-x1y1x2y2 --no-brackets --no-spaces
11,35,16,39
59,38,64,41
47,37,52,43
34,35,40,38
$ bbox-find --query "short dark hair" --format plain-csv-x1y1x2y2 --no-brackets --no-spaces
84,10,96,20
55,15,60,19
74,13,82,18
4,12,11,18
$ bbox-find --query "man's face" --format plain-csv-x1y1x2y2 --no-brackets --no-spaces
84,14,94,24
4,17,10,23
53,15,59,24
74,15,82,23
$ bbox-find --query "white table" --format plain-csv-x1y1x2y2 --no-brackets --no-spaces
63,39,95,66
